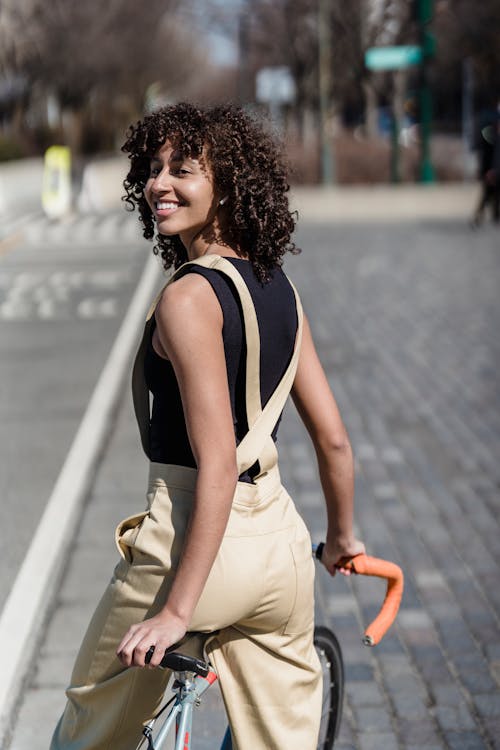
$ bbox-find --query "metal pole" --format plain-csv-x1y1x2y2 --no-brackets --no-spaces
390,108,400,184
462,57,474,181
418,0,436,183
391,70,406,184
318,0,335,185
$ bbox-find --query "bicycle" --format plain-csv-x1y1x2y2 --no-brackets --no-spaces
135,546,404,750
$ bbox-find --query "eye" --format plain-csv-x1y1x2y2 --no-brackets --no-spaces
170,167,191,176
149,164,161,177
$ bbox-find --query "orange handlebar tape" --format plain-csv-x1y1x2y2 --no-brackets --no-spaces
344,554,404,646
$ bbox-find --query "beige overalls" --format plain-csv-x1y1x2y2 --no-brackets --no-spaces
50,255,322,750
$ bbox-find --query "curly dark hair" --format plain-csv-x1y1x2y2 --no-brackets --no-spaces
121,102,300,281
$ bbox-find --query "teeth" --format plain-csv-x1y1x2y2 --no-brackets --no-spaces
156,202,179,210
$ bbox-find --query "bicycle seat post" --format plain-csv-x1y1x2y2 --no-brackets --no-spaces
174,671,201,706
153,670,199,750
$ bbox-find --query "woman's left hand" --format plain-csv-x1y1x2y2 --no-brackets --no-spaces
116,611,188,668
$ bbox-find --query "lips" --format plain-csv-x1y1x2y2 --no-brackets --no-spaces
156,201,179,210
154,200,183,217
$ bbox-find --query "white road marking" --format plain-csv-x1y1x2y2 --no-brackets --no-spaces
88,269,130,288
77,297,117,319
21,212,139,247
0,268,131,320
37,299,57,319
0,300,30,319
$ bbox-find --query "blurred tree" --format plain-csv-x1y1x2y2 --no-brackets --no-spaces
245,0,363,135
232,0,416,136
202,0,498,130
432,0,500,124
2,0,497,159
0,0,210,153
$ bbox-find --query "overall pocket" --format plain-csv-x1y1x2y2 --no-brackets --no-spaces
114,510,149,563
283,538,315,636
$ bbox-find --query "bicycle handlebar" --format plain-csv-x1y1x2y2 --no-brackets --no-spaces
314,543,404,647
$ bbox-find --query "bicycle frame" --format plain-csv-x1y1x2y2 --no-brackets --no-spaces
141,667,219,750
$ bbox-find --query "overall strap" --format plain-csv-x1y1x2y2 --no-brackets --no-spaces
170,255,263,429
235,277,303,475
131,254,303,476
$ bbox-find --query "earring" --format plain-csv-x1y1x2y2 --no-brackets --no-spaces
219,196,228,206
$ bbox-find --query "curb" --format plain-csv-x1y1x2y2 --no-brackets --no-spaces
290,183,478,222
0,252,161,746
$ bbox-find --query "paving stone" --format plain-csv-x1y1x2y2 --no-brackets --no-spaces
376,653,412,677
473,693,500,719
414,569,449,592
434,704,478,731
353,706,393,732
443,731,489,750
397,608,436,644
427,601,464,621
369,634,406,656
346,681,387,708
358,732,399,750
344,657,374,679
483,718,500,750
411,646,452,684
489,659,500,688
390,689,430,720
398,717,442,746
459,668,499,694
431,682,467,707
324,594,358,616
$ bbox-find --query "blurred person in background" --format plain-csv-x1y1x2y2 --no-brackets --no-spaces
472,102,500,227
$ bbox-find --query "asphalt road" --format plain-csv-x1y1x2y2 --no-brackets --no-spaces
0,210,151,611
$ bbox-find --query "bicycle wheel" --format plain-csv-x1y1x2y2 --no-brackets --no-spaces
314,625,344,750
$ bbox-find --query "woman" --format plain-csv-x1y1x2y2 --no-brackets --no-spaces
51,102,364,750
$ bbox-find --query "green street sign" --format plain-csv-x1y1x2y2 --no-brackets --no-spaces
365,45,422,71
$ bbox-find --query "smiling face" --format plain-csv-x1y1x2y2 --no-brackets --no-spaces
144,140,219,252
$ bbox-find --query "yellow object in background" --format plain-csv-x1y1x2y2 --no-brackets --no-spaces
42,146,72,219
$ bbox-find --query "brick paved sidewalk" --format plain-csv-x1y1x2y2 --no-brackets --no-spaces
10,216,500,750
284,219,500,750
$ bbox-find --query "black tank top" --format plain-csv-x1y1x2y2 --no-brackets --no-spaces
144,257,297,482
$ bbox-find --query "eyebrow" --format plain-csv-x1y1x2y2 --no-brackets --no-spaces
150,153,199,165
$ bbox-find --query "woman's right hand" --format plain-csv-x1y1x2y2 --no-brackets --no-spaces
321,537,366,577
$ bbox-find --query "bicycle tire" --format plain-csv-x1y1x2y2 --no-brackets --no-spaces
314,625,344,749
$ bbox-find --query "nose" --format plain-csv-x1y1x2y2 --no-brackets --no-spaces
151,168,174,196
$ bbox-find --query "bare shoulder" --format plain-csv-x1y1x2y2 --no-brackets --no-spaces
155,273,223,345
158,273,220,314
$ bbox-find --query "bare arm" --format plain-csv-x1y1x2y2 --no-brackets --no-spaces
117,274,238,667
291,314,364,575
